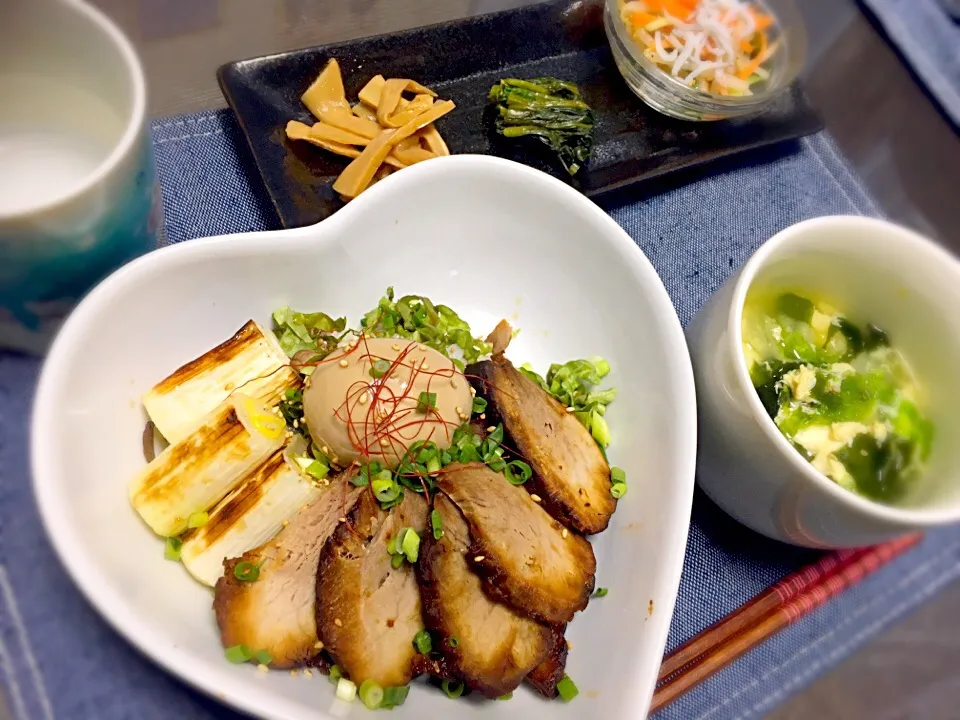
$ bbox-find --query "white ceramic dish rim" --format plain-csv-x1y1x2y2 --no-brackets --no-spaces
31,154,698,719
728,214,960,527
1,0,146,221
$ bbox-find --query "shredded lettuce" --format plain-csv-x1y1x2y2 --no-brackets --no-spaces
272,307,347,358
520,357,616,447
360,287,491,369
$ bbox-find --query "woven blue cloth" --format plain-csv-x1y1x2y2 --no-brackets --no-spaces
1,109,958,720
859,0,960,128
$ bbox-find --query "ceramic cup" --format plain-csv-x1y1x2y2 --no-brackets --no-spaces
0,0,163,354
688,216,960,548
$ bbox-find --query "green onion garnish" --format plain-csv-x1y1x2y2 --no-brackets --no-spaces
329,665,342,684
359,679,384,709
401,528,420,563
336,677,358,702
413,630,433,655
449,636,459,648
505,460,533,485
233,561,260,582
381,685,410,709
224,644,252,664
372,470,401,503
556,675,579,702
370,358,391,378
498,692,513,700
391,553,405,569
610,466,626,484
304,459,329,480
593,587,609,597
472,396,488,415
611,483,627,499
164,536,182,562
430,509,443,540
254,649,273,665
187,511,209,529
416,391,437,413
442,679,465,698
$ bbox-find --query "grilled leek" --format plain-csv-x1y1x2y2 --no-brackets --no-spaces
130,393,286,537
142,320,297,444
180,445,323,586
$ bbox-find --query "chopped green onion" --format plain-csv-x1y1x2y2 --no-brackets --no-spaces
336,677,357,702
611,483,627,499
449,636,459,648
488,424,504,445
370,358,392,378
401,528,420,563
472,396,488,415
233,561,260,582
593,587,609,597
329,665,342,683
442,679,465,698
164,536,182,561
498,692,513,700
224,644,252,664
556,675,579,702
413,630,433,655
505,460,533,485
610,466,626,484
416,391,437,413
372,470,401,503
381,685,410,709
430,509,443,540
187,511,209,528
359,679,384,709
284,388,301,401
304,459,329,480
254,649,273,665
391,553,405,569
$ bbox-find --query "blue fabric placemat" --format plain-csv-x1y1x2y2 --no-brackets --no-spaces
859,0,960,128
1,109,959,720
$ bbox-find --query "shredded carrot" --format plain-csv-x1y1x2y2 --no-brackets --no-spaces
629,10,658,26
738,38,778,79
740,38,754,53
751,10,774,31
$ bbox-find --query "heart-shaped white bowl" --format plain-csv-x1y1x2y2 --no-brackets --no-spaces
32,155,696,720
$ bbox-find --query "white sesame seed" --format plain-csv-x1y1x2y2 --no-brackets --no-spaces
304,668,314,678
334,618,343,627
339,517,347,523
392,344,401,351
474,555,485,562
470,387,477,396
422,362,430,370
293,419,299,428
339,359,349,368
257,664,269,673
479,413,486,420
322,445,329,454
486,426,496,433
561,528,568,539
282,519,289,527
380,438,389,447
315,641,325,650
566,406,575,413
450,379,458,389
455,406,463,415
358,393,368,405
290,669,299,677
531,494,542,503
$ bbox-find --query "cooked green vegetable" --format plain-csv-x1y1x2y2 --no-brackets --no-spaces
272,307,346,358
556,675,579,702
488,78,594,176
360,287,491,370
743,291,933,501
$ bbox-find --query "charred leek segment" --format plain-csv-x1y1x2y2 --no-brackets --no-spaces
142,320,297,444
179,444,323,586
488,78,594,176
129,393,286,537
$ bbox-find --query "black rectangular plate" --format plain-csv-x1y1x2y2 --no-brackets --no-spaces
218,0,823,229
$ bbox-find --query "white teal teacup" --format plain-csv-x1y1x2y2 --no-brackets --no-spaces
0,0,163,354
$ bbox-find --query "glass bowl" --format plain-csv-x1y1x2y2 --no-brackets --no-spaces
604,0,807,121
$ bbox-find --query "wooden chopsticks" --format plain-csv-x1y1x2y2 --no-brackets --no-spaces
651,533,923,713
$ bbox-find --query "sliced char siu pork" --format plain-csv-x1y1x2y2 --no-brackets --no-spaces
525,629,569,697
418,494,559,698
214,473,363,668
315,489,428,687
436,462,596,625
466,321,616,535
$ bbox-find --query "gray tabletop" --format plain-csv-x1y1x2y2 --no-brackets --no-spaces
5,0,957,718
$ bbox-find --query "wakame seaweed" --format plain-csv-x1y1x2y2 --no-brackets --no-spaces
488,78,595,175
